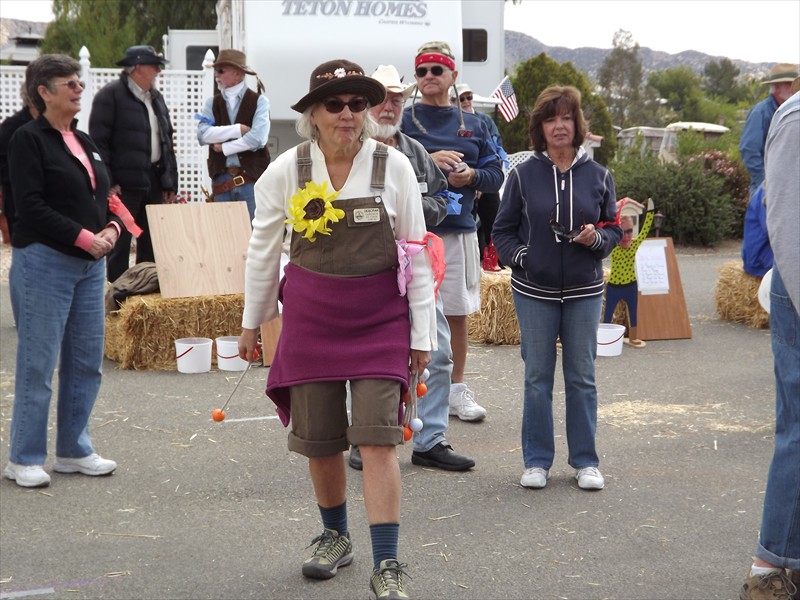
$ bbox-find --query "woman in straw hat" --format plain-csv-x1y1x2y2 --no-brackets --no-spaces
238,59,436,599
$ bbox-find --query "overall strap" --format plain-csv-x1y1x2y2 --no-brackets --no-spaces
371,142,388,191
296,141,313,186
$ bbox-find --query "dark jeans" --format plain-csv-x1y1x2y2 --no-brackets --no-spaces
107,169,162,283
476,192,500,254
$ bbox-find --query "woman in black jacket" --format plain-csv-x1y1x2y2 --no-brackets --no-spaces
493,86,622,492
3,54,120,488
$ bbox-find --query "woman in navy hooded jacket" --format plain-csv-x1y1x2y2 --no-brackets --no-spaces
493,86,621,492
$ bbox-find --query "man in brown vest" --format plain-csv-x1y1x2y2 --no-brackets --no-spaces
197,49,271,221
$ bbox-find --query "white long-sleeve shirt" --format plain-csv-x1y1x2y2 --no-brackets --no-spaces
242,138,436,351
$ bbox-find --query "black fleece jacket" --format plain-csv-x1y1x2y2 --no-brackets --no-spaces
9,116,117,260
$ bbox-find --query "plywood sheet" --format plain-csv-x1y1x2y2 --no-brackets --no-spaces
147,202,251,298
636,237,692,340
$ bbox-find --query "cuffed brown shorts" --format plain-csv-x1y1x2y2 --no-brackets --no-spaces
287,379,403,458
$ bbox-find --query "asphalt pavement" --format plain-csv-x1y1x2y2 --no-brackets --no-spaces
0,242,774,600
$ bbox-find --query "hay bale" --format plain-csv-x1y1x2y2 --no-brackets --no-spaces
104,293,245,370
468,271,520,345
715,260,769,329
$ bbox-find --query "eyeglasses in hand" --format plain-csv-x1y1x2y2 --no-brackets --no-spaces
549,208,586,241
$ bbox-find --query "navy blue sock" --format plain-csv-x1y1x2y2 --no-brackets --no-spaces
369,523,399,568
319,501,348,538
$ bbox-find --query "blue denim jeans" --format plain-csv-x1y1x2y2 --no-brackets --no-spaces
8,244,106,465
756,267,800,569
413,295,452,452
213,174,255,222
512,290,602,470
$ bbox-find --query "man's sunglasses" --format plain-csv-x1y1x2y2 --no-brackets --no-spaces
549,208,586,240
322,97,368,114
54,80,86,90
415,65,446,78
459,94,473,102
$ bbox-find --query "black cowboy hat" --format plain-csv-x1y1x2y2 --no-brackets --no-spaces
291,59,385,113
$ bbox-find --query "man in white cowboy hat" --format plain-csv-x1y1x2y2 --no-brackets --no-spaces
402,41,504,424
90,45,179,283
197,49,271,221
347,65,476,473
739,62,799,198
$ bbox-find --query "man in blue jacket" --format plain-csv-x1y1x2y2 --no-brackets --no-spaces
739,63,798,198
402,41,503,424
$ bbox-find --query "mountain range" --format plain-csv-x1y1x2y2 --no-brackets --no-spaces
2,18,777,82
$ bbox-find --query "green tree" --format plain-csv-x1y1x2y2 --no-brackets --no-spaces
597,29,643,129
42,0,216,67
703,58,745,104
648,66,705,121
497,53,616,164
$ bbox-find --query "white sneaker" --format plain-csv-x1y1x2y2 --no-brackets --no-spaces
520,467,550,488
448,383,487,421
3,462,51,487
53,453,117,476
576,467,605,490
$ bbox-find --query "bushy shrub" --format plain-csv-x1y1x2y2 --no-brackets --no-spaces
686,150,749,237
611,155,736,246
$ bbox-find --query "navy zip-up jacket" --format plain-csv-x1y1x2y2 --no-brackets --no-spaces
9,116,116,260
493,149,622,302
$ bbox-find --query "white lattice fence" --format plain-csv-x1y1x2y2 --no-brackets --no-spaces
1,49,213,203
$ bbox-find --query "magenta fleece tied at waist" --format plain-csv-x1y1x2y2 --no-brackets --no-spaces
266,263,411,426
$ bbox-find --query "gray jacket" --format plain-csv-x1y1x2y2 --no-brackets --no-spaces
394,132,449,228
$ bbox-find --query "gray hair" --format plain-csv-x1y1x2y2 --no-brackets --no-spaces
295,104,378,141
25,54,81,114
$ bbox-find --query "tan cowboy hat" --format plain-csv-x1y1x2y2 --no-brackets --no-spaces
761,63,799,84
213,49,256,75
291,59,385,113
370,65,414,99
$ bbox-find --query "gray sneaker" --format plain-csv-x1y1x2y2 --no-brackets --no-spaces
301,528,353,579
369,559,410,600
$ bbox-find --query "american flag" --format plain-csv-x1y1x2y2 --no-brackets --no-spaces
491,76,519,122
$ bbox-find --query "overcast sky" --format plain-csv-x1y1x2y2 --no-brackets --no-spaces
3,0,799,65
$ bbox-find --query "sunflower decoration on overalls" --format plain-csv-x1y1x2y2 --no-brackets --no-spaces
285,181,344,242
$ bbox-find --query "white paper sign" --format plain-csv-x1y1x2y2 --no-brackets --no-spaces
635,239,670,295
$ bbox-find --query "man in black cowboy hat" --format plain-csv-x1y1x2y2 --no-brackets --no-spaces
739,62,799,198
197,49,271,222
89,45,179,283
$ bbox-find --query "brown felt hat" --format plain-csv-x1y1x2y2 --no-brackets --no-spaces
291,59,386,113
213,49,256,76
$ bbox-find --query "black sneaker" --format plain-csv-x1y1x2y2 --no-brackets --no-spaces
301,528,353,579
369,559,410,599
349,446,363,471
411,441,475,471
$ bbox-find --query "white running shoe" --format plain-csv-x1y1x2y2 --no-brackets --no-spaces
520,467,550,489
53,453,117,476
448,383,487,421
3,462,51,487
576,467,605,490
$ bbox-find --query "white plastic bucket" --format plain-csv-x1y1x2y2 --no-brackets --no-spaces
215,336,248,371
596,324,625,357
175,337,212,373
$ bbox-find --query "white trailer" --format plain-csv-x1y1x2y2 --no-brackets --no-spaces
216,0,505,156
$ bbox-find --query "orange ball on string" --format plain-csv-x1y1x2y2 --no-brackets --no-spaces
416,382,428,397
212,408,226,422
403,425,413,441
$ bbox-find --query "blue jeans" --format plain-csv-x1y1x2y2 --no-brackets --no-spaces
213,174,255,222
8,244,106,465
513,290,602,470
756,267,800,569
413,295,452,452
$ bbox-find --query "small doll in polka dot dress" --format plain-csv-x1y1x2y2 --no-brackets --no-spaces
603,197,655,348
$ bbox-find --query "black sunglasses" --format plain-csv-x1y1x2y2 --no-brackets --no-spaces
549,208,586,240
459,94,473,102
322,97,368,114
623,228,634,235
415,65,445,78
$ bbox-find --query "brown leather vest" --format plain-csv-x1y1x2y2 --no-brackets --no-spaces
207,88,270,179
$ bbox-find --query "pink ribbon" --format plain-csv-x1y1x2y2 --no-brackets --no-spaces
396,232,447,299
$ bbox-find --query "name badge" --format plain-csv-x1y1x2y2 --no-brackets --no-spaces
418,181,428,194
353,208,381,223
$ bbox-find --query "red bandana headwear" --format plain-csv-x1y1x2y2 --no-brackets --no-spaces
415,41,456,71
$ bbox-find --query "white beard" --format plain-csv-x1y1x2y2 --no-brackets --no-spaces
373,122,399,139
